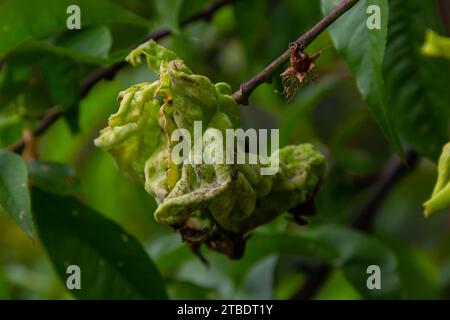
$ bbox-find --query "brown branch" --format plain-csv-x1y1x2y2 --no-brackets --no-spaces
232,0,360,105
7,0,234,154
293,150,420,300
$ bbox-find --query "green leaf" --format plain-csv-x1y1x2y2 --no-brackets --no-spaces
382,235,439,299
0,0,151,58
233,0,267,57
0,52,80,116
156,224,400,299
383,0,450,159
54,25,113,59
315,270,362,299
27,160,82,196
0,150,33,238
0,114,22,147
155,0,184,33
28,25,115,64
155,244,193,275
166,279,217,299
32,188,167,299
179,0,210,22
304,225,400,299
0,49,80,113
228,232,337,285
38,54,81,112
0,52,35,109
321,0,404,157
232,225,400,299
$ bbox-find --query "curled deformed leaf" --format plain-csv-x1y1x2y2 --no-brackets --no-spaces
125,39,178,72
95,40,326,259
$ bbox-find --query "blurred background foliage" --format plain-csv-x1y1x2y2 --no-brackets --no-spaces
1,0,450,300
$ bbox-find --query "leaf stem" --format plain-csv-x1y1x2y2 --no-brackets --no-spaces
232,0,360,105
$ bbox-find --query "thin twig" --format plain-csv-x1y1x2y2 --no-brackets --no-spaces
7,0,234,153
293,150,420,300
232,0,360,105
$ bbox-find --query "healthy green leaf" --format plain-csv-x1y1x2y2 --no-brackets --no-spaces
38,54,81,112
0,51,41,110
382,235,439,299
27,160,82,196
0,150,33,238
0,50,80,113
32,188,167,299
53,25,113,59
315,269,362,299
228,232,337,285
233,225,400,299
233,0,267,57
179,0,210,22
0,114,22,147
305,225,400,299
155,0,184,33
321,0,404,157
155,243,193,275
28,25,116,64
166,279,217,299
157,224,401,299
383,0,450,159
0,0,151,58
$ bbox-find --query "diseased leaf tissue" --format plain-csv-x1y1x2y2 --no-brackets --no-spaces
95,41,326,259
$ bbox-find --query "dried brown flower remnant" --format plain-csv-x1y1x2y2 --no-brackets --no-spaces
280,42,321,102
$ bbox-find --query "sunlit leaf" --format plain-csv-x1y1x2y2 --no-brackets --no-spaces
383,0,450,159
0,0,151,58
